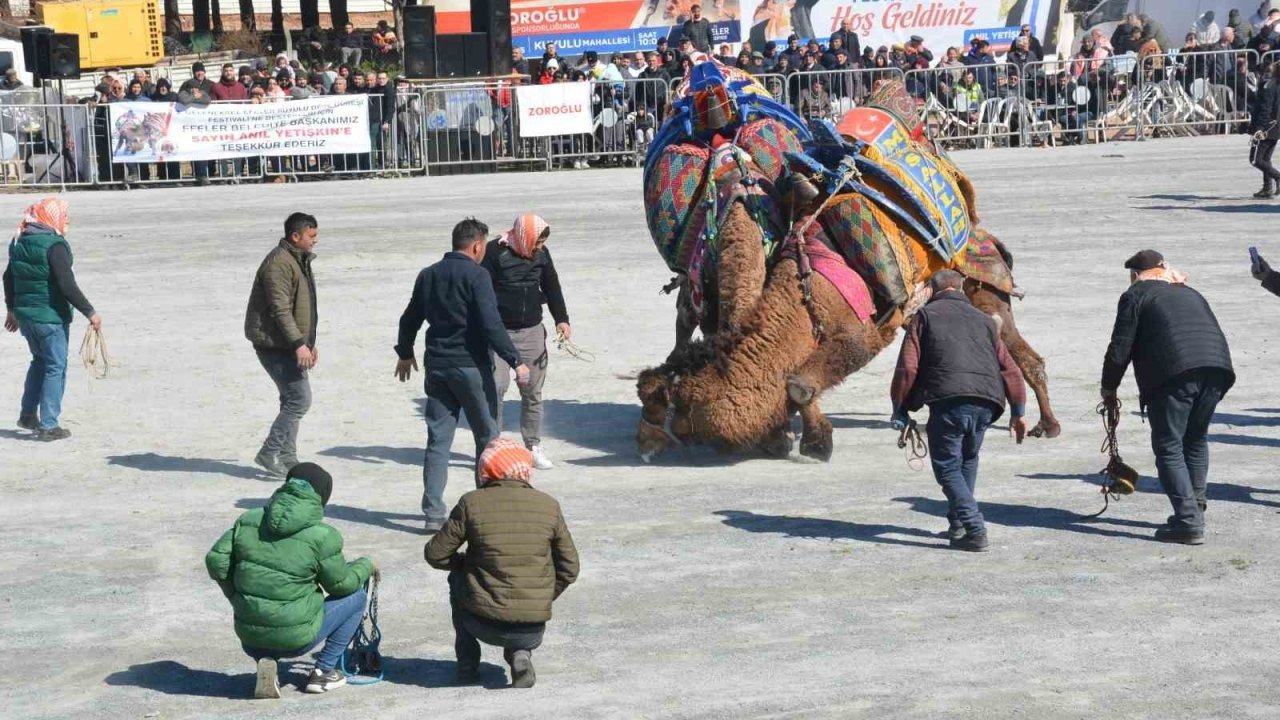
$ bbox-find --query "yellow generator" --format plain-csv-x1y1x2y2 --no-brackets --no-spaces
35,0,162,70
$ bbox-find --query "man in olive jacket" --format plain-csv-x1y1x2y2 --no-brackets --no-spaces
426,438,579,688
206,463,376,697
245,213,319,478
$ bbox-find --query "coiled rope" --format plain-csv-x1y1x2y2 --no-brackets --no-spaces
897,419,928,471
1085,398,1139,519
340,578,383,685
555,331,596,363
80,325,110,379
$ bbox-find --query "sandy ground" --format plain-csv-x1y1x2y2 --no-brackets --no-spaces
3,136,1279,719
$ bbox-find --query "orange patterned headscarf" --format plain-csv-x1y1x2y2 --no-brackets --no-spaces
479,438,534,483
19,197,69,236
499,213,549,260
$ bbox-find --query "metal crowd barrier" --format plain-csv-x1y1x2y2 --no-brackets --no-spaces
544,77,670,169
1139,47,1256,137
788,67,903,121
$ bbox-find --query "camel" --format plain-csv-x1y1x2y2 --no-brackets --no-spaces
636,203,1060,463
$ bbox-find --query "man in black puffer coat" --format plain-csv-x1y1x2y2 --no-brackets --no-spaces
1101,250,1235,546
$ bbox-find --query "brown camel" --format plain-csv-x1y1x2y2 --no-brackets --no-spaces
638,204,1060,462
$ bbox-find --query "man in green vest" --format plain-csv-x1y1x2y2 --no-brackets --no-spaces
206,462,378,698
3,197,101,441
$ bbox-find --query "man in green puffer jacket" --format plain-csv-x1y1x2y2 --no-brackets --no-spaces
206,462,377,698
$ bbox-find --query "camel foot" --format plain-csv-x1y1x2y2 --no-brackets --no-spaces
799,419,834,462
759,428,795,459
1028,419,1062,439
786,375,817,406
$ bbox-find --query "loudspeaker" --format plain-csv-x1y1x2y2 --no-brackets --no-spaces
470,0,512,76
0,51,13,76
20,26,53,78
402,5,437,78
41,34,81,80
436,33,489,78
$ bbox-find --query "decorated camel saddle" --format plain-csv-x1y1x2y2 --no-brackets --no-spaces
642,62,1015,323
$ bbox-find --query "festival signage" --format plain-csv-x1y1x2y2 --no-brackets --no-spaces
514,81,595,136
429,0,741,56
107,95,371,163
744,0,1052,56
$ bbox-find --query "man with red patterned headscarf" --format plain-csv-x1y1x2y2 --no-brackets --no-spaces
425,438,579,688
481,214,571,471
4,197,102,441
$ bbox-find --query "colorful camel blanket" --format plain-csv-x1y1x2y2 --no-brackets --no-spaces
953,228,1015,295
781,228,875,324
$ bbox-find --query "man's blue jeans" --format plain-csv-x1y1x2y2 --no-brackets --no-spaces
243,587,367,672
423,366,498,522
925,400,996,536
18,321,70,430
1146,369,1228,532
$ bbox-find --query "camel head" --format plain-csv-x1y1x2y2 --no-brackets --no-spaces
635,367,693,462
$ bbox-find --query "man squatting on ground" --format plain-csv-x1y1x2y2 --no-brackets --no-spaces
482,214,571,469
890,270,1028,552
3,197,102,441
396,218,530,534
206,462,379,697
1101,250,1234,545
245,212,320,478
426,438,580,687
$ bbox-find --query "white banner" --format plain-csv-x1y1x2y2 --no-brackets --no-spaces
514,82,594,137
108,95,371,163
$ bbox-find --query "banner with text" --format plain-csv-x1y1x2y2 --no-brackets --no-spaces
108,96,371,163
514,82,595,136
745,0,1054,57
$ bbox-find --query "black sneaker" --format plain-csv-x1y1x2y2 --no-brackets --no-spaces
304,667,346,694
17,415,38,431
254,450,287,479
253,658,281,699
37,427,71,442
1154,526,1204,545
509,649,536,689
949,532,990,552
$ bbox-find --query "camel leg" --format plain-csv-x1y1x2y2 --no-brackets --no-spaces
758,419,795,459
967,285,1061,439
716,202,767,334
786,322,887,407
669,280,698,362
797,399,834,462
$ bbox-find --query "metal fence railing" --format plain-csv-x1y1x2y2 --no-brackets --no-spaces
0,53,1269,188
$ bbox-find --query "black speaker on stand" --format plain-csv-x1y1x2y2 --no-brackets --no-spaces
436,33,489,77
20,25,53,80
41,33,81,79
471,0,512,76
402,5,437,79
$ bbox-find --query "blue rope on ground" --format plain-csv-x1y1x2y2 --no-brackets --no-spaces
340,578,383,685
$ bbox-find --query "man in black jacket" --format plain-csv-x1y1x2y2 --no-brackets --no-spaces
681,5,713,53
1252,62,1280,198
395,218,530,533
891,271,1028,552
482,215,570,470
1102,250,1235,545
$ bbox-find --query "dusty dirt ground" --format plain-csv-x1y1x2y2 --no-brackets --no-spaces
2,136,1279,719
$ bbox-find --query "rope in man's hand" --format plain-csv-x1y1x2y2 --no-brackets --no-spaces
80,325,110,379
897,419,928,471
555,330,596,363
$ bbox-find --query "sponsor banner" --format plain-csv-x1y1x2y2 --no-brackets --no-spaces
743,0,1051,59
108,96,370,163
433,0,741,56
514,81,594,136
963,25,1020,53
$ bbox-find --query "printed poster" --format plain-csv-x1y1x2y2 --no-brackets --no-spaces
514,81,595,136
108,95,371,163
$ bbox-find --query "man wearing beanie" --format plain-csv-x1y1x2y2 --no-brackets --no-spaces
890,270,1028,552
1101,250,1234,545
481,214,571,471
426,438,579,688
206,462,377,698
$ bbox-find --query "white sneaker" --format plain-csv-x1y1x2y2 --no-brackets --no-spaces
530,445,554,470
254,658,281,699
